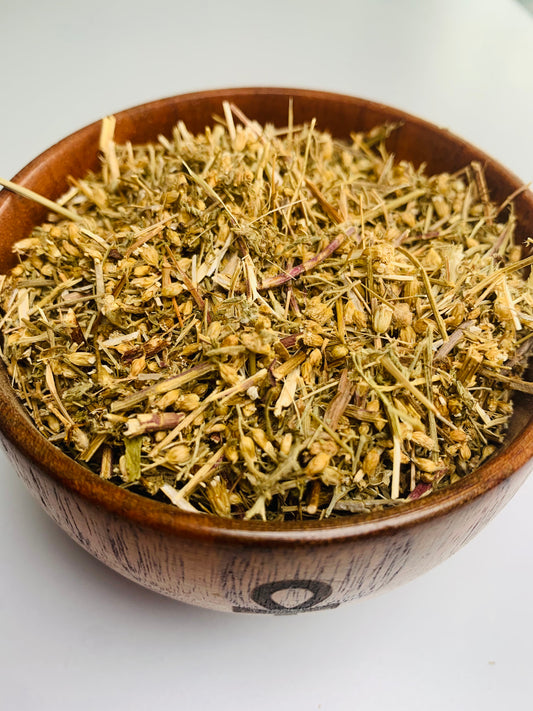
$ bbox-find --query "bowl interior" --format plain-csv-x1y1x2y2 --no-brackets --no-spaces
1,87,533,536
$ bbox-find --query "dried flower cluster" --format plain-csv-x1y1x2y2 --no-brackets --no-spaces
1,103,533,520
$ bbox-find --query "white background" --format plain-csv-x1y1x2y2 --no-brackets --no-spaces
0,1,532,709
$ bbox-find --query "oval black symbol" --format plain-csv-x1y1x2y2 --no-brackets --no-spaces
250,579,333,612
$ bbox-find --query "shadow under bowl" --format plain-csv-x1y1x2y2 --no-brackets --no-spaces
1,88,532,614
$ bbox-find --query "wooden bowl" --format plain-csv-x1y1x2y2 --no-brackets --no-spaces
1,88,532,614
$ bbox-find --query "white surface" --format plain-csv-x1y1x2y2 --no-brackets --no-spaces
0,1,532,709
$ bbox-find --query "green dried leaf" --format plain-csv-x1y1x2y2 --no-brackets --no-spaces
124,436,142,482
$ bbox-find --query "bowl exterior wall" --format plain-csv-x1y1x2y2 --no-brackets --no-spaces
2,431,530,613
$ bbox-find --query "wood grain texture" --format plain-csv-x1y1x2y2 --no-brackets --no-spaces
1,88,532,613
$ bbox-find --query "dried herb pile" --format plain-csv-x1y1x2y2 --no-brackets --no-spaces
1,103,533,520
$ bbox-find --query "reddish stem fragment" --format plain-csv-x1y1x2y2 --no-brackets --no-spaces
259,234,347,290
125,412,185,437
324,369,354,431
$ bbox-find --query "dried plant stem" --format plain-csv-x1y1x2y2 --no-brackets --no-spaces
259,233,347,290
381,356,453,428
397,245,448,341
169,447,224,503
182,160,238,225
465,254,533,298
0,177,82,222
111,362,216,412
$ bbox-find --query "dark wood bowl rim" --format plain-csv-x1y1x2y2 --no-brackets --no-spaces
1,87,532,547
